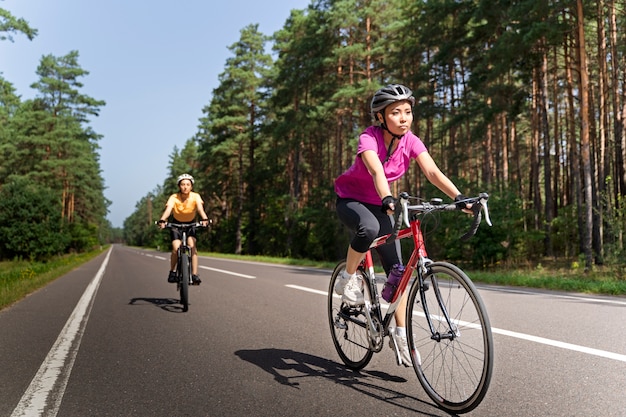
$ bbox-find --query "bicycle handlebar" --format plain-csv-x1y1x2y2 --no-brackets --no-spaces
155,221,210,229
392,192,492,242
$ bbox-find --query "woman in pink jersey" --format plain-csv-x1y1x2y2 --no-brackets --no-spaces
334,84,469,366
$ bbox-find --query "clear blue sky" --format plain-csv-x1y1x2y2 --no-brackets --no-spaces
1,0,310,227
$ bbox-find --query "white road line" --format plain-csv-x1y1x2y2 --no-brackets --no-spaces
479,285,626,306
140,253,167,261
199,265,256,279
142,250,255,278
12,247,112,417
286,285,326,296
490,327,626,362
287,284,626,364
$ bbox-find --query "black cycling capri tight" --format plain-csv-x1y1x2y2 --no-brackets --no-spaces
170,222,197,241
336,197,402,275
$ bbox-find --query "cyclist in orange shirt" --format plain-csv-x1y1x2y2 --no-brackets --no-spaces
158,174,210,284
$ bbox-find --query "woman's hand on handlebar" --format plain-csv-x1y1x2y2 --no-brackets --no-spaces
157,219,167,229
381,195,396,214
454,194,474,214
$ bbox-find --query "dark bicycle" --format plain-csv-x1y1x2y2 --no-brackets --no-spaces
158,221,207,312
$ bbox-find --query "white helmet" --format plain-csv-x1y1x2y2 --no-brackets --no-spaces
177,173,194,186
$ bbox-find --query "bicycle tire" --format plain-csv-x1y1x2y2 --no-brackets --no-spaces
407,262,493,414
327,261,373,370
180,254,190,312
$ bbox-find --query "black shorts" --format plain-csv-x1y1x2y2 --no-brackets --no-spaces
170,221,197,241
336,197,401,275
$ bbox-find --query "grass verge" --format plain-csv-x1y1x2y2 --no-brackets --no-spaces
198,251,626,296
0,247,108,311
468,267,626,296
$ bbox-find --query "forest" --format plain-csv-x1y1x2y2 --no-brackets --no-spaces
3,1,626,274
0,9,115,260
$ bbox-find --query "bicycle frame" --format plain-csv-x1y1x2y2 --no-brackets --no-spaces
360,192,492,344
176,228,193,285
329,193,493,413
360,216,431,345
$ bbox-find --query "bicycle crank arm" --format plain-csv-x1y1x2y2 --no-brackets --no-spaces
363,300,382,350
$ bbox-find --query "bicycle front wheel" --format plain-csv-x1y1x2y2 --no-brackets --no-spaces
179,254,190,312
407,262,493,414
327,261,373,370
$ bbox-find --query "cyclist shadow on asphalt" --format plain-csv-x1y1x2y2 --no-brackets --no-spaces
235,348,457,417
128,297,185,313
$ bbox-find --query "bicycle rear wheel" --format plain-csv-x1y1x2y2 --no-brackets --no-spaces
179,254,190,312
327,261,373,370
407,262,493,414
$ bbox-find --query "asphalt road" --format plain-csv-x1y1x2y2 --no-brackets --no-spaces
1,245,625,417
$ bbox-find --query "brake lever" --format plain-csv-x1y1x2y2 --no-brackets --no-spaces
479,192,492,226
400,192,410,228
395,192,410,230
460,192,491,241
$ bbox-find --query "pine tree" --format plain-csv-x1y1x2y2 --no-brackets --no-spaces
197,24,272,255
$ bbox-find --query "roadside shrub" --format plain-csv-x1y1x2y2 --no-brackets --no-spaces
0,179,69,260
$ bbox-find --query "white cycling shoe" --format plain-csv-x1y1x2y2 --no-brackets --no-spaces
389,326,420,367
334,270,364,306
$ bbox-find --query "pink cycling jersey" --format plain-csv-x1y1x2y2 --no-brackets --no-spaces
334,125,427,205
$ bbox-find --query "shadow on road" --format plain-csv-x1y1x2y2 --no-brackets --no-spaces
235,348,456,417
128,297,184,313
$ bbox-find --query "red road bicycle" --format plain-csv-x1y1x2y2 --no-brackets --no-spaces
328,192,494,414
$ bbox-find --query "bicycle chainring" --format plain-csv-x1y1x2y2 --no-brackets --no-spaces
369,315,384,351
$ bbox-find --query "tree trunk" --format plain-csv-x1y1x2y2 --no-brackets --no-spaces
531,71,542,231
540,48,553,258
565,26,583,258
608,0,625,199
576,0,594,270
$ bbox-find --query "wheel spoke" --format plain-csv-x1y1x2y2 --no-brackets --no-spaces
327,262,373,370
408,262,493,413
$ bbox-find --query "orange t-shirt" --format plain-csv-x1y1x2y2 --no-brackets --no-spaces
167,192,203,222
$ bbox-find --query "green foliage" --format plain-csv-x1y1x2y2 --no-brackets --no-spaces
550,205,580,259
0,7,38,42
0,51,109,257
123,192,162,248
469,267,626,295
67,222,100,253
195,24,273,255
0,248,105,310
122,0,626,278
602,193,626,274
0,178,69,260
162,141,200,195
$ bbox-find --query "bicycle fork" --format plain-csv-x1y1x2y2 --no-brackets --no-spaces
419,262,460,342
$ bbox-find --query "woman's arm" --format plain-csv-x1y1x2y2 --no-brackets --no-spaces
158,197,175,227
196,195,209,224
361,149,392,200
415,152,462,199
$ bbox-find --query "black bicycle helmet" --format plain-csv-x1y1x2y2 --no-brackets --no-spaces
370,84,415,117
